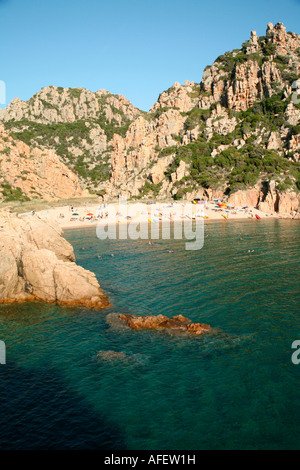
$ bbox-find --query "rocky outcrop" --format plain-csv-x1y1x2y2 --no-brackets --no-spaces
266,22,300,57
104,22,300,200
150,155,174,185
150,81,200,113
228,189,261,208
225,182,300,216
201,23,300,112
0,87,142,193
0,211,110,308
225,60,282,111
0,123,84,201
0,86,141,125
0,23,299,204
108,108,187,196
119,313,211,336
277,191,300,214
257,180,300,215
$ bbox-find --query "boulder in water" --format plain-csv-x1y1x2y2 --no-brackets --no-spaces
118,313,211,335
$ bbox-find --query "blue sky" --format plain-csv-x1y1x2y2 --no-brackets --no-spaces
0,0,299,111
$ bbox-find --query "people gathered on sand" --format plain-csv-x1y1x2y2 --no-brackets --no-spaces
31,199,270,230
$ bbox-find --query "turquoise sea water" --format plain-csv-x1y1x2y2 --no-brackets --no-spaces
0,219,299,450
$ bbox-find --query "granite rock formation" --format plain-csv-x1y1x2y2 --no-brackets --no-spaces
0,23,299,214
0,123,84,201
0,210,110,308
119,313,211,336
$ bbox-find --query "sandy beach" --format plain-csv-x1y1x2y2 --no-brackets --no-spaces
22,199,277,230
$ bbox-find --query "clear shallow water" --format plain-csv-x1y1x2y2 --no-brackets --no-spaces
0,219,300,449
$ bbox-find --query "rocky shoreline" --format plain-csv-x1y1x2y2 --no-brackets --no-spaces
0,210,110,308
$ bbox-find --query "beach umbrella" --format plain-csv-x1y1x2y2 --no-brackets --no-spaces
87,213,94,216
72,213,79,216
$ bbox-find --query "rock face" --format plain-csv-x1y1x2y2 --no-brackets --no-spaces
201,23,300,111
257,180,300,215
228,188,261,208
0,87,142,195
0,87,141,125
0,23,299,208
0,211,110,308
150,80,199,113
119,313,211,336
225,183,300,215
103,22,300,203
0,123,84,201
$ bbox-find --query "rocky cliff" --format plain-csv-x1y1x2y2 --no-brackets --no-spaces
0,22,299,215
0,87,142,197
105,22,300,214
0,123,84,201
0,87,141,124
0,210,110,308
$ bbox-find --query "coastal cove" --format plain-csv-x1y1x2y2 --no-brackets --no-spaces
0,0,299,452
0,219,299,449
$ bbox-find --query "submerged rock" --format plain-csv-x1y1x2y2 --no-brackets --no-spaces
0,210,110,309
118,313,211,336
97,349,148,366
97,350,129,361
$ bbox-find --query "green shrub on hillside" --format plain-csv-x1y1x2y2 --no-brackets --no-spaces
262,42,277,56
184,107,210,131
138,181,162,197
69,88,82,100
1,183,31,202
